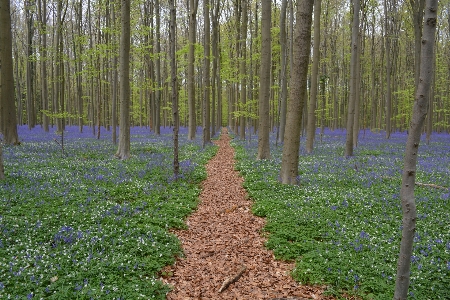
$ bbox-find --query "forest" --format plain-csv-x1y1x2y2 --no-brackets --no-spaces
0,0,449,299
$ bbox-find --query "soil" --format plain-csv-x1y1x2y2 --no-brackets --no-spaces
164,129,334,300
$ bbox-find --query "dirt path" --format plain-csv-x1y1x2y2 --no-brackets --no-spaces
165,129,331,299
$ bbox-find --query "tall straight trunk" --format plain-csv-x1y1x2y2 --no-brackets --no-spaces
280,0,314,184
277,0,288,144
305,0,321,153
353,32,361,146
370,10,377,130
411,0,425,90
169,0,179,177
0,0,19,144
344,0,360,157
188,0,199,139
394,0,437,297
154,0,161,135
257,0,271,160
426,44,436,144
384,0,392,138
111,0,117,144
211,0,220,135
239,0,248,140
54,0,63,132
26,1,35,129
115,0,131,159
75,0,83,132
203,0,211,145
38,0,49,132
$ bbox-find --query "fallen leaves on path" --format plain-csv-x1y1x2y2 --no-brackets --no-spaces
165,129,334,300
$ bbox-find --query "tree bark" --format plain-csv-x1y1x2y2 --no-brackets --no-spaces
169,0,179,177
154,0,161,135
305,0,321,153
394,0,437,298
280,0,314,184
239,0,248,140
26,0,35,130
38,0,49,132
257,0,271,160
0,0,19,145
203,0,211,146
344,0,360,157
277,0,288,144
115,0,131,160
188,0,199,140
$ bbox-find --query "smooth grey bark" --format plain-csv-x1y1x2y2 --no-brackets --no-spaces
280,0,314,184
111,0,118,144
0,143,4,179
394,0,437,298
410,0,426,89
154,0,161,135
277,0,288,144
203,0,211,146
169,0,179,177
115,0,131,160
344,0,360,157
384,0,393,138
38,0,49,132
305,0,321,153
0,0,19,145
353,33,361,146
26,0,35,129
239,0,248,140
257,0,271,160
211,0,220,136
188,0,199,140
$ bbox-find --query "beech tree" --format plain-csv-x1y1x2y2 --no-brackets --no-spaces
187,0,199,140
0,0,19,145
115,0,131,160
280,0,314,184
169,0,179,177
257,0,271,160
202,0,211,145
394,0,438,298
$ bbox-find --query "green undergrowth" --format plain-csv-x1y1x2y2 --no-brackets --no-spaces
0,126,217,299
231,130,449,300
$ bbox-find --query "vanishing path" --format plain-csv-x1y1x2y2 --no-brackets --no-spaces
165,129,331,299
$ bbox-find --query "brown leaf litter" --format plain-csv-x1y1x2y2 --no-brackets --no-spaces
164,128,335,300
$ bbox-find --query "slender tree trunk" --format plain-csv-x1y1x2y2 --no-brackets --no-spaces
411,0,426,90
188,0,199,140
38,0,49,132
277,0,288,144
280,0,314,184
394,0,437,298
154,0,161,135
203,0,211,146
305,0,321,153
115,0,131,160
111,0,118,144
257,0,271,160
239,0,248,140
344,0,360,157
169,0,179,177
26,1,35,129
0,0,19,144
353,32,362,146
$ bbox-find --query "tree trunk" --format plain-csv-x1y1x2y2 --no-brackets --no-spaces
188,0,198,140
169,0,179,177
111,0,118,144
154,0,161,135
38,0,49,132
0,0,19,145
257,0,271,160
277,0,288,144
280,0,314,184
239,0,248,140
344,0,360,157
394,0,437,298
203,0,211,146
26,1,35,130
115,0,131,160
411,0,425,90
305,0,321,153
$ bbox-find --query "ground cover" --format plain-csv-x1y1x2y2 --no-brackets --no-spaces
232,129,449,299
0,125,217,299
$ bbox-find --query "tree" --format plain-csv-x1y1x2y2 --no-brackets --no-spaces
344,0,360,157
0,0,19,145
394,0,438,298
154,0,161,135
280,0,314,184
203,0,211,145
0,142,4,179
277,0,288,145
305,0,322,153
257,0,271,160
239,0,248,141
115,0,131,160
169,0,179,177
187,0,199,140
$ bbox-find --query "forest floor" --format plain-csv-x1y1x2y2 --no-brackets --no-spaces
164,128,334,299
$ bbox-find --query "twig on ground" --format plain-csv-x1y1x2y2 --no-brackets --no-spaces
415,182,448,190
218,265,247,293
